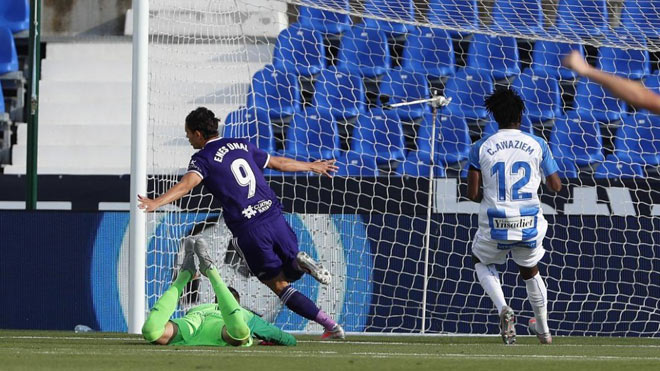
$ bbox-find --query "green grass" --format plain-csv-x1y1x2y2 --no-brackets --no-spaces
1,330,659,370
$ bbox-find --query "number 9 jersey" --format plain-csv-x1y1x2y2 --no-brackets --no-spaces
468,129,559,245
186,137,282,235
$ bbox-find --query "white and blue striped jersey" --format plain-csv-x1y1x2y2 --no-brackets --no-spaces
469,129,559,245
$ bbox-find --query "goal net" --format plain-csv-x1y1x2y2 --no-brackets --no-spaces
144,0,660,336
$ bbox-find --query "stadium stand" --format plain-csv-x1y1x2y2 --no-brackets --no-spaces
336,24,390,78
550,112,605,168
596,38,650,79
443,68,494,120
273,24,326,77
531,40,585,80
297,2,352,34
312,67,366,121
426,0,479,36
490,0,544,35
619,0,660,39
511,68,562,124
0,0,29,35
466,33,520,80
395,151,448,177
224,106,277,153
378,68,430,121
554,0,608,39
612,113,660,166
334,151,380,176
417,113,471,166
349,108,406,166
482,116,534,137
594,154,646,178
572,78,628,123
362,0,415,38
401,26,455,80
283,109,340,160
247,64,301,121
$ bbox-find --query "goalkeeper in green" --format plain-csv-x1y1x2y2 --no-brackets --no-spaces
141,238,297,347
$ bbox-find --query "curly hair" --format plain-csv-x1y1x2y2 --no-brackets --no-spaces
185,107,220,139
484,87,525,129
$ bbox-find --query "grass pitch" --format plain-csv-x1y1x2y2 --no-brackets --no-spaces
1,330,659,370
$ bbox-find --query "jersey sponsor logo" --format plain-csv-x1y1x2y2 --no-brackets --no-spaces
213,142,249,163
486,139,535,156
241,200,273,219
492,216,535,230
188,159,202,173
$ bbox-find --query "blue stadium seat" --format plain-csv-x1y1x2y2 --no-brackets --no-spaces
482,116,534,137
555,0,608,39
246,64,301,121
594,154,645,178
273,24,326,77
511,68,562,123
350,108,406,165
643,72,660,95
443,68,494,120
490,0,544,35
531,40,585,80
0,0,29,34
224,106,276,153
555,158,579,178
402,26,455,80
550,112,604,167
334,152,380,176
619,0,660,39
363,0,415,37
337,24,390,78
298,1,352,34
596,38,650,80
416,113,471,166
379,69,430,121
283,110,340,161
395,152,447,177
312,67,366,121
467,33,520,80
426,0,479,36
0,26,18,76
612,113,660,166
573,78,627,123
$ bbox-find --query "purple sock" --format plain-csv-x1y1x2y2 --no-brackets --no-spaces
279,286,335,330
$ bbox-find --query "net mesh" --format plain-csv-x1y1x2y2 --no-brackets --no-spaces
146,0,660,336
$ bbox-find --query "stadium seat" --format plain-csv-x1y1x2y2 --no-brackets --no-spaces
0,26,18,76
395,152,447,177
554,0,608,39
612,113,660,166
490,0,544,35
466,33,520,80
246,64,301,121
334,152,380,176
573,78,627,123
482,116,534,137
531,40,585,80
594,154,645,178
550,112,604,167
363,0,415,37
416,113,471,166
555,158,579,178
379,68,430,121
273,24,326,77
426,0,479,36
350,108,406,165
223,106,276,153
401,26,455,80
643,72,660,94
312,67,366,121
336,24,390,78
596,39,650,80
619,0,660,39
283,110,340,161
298,2,352,34
443,68,494,120
0,0,29,35
511,68,562,123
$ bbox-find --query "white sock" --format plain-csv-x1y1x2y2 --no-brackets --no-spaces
474,263,507,314
524,273,550,334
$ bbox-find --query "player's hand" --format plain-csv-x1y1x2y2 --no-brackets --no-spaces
310,159,339,177
137,194,159,212
562,50,592,75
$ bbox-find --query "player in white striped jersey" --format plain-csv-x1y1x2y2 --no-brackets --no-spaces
467,88,562,345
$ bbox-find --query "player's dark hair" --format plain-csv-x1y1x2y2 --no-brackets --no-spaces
185,107,220,139
484,87,525,129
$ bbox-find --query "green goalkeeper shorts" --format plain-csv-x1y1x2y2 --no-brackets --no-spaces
169,305,253,347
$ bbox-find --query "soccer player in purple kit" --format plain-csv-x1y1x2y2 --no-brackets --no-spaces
138,107,345,339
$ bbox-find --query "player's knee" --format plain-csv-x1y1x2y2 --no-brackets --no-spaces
141,320,162,343
223,325,250,347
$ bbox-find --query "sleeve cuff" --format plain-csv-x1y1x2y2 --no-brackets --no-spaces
263,154,271,169
186,170,204,180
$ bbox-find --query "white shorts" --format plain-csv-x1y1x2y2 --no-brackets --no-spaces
471,232,545,268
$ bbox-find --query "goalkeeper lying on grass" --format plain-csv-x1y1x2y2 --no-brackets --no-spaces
142,238,296,347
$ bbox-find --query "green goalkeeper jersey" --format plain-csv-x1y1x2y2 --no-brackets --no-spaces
169,303,296,347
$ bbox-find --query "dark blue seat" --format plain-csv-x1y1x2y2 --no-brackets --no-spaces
312,67,366,121
612,113,660,166
555,158,579,178
350,108,406,165
402,26,455,80
482,116,534,137
298,1,352,34
573,78,627,123
395,152,447,177
555,0,608,39
416,113,471,166
594,154,645,178
511,68,562,123
426,0,479,36
334,152,380,176
363,0,415,37
337,24,390,78
619,0,660,39
467,33,520,80
283,110,340,161
490,0,544,35
379,69,430,121
550,112,604,167
596,40,650,80
443,68,494,120
644,72,660,95
273,24,326,77
531,41,585,80
0,26,18,76
246,64,301,121
224,106,276,152
0,0,29,34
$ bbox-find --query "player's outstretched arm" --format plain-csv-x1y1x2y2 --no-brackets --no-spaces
545,173,562,193
138,172,202,212
562,50,660,114
467,168,483,202
267,156,338,177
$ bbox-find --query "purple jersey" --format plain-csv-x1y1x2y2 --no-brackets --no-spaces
186,138,282,234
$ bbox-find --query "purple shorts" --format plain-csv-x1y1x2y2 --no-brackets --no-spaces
231,215,303,281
